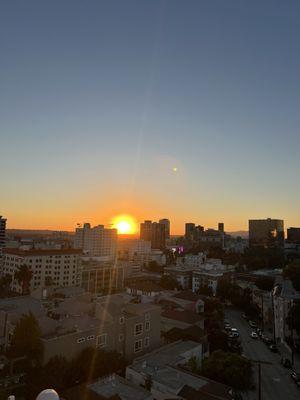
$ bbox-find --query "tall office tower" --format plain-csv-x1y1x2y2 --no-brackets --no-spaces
185,223,195,240
249,218,284,248
140,220,166,249
159,219,170,239
74,223,118,259
218,222,224,233
287,227,300,244
0,216,6,265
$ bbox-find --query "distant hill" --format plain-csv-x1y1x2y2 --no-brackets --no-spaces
227,231,248,238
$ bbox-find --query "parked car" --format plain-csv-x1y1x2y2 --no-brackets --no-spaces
290,371,300,388
269,344,279,353
251,332,258,339
242,313,247,319
249,321,257,328
263,337,272,344
225,325,231,331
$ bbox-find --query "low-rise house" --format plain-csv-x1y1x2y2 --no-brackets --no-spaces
64,374,153,400
126,341,232,400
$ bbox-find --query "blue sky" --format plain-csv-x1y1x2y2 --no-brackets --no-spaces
1,1,300,232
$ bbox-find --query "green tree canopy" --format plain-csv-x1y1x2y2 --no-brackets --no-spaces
202,350,253,391
14,264,33,295
286,302,300,335
160,274,179,290
283,260,300,291
9,313,44,365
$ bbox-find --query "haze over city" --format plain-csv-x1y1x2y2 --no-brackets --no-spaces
1,1,300,233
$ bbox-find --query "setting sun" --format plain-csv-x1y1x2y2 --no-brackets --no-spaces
111,215,137,235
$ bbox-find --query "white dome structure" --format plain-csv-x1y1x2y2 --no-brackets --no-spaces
36,389,60,400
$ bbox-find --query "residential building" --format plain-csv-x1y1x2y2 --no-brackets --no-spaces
184,223,225,249
192,269,224,296
272,279,300,343
0,216,6,266
176,253,206,268
117,238,151,263
74,223,117,260
64,374,153,400
126,341,233,399
159,219,170,240
80,259,124,294
218,222,224,232
287,227,300,244
3,248,82,292
249,218,284,248
140,221,166,249
0,291,161,364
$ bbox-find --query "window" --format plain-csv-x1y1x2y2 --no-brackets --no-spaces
145,312,150,321
144,337,150,347
77,337,85,344
145,321,150,331
87,335,95,341
97,334,107,348
134,323,143,336
119,316,125,324
134,339,143,353
119,333,124,342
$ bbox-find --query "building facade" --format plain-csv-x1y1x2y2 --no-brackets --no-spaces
159,219,170,240
140,220,166,249
3,248,82,292
0,216,6,266
74,223,117,259
81,260,124,294
249,218,284,248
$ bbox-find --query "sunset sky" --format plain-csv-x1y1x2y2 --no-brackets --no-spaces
1,1,300,234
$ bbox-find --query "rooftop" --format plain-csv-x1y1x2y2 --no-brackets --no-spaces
4,248,82,256
162,309,203,325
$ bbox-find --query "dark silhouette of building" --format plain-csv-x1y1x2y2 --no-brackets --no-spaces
140,220,166,249
249,218,284,248
218,222,224,233
159,219,170,239
287,227,300,244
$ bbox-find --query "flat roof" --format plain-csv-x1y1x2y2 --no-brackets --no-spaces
4,248,82,256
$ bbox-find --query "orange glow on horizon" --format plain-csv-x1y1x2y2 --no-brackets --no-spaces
111,214,137,235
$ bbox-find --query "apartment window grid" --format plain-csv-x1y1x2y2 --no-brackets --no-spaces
134,339,143,353
134,323,143,336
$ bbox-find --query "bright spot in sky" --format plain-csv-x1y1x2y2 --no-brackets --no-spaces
112,215,137,234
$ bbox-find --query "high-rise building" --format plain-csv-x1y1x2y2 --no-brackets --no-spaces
140,221,166,249
249,218,284,248
185,223,195,241
74,223,117,259
159,219,170,239
0,216,6,264
287,227,300,244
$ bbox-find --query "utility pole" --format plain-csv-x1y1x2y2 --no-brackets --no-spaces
248,358,272,400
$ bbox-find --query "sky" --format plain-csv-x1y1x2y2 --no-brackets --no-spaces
1,0,300,234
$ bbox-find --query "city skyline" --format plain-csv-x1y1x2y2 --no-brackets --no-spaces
2,1,300,232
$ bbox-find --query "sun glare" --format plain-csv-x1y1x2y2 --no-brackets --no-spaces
112,215,137,235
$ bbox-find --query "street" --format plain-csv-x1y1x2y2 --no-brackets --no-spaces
225,308,300,400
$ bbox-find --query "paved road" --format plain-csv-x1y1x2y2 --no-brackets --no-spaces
225,308,300,400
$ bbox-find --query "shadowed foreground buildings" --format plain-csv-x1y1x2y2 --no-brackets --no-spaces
0,215,6,265
249,218,284,248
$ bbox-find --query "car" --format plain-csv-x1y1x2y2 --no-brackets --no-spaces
290,371,300,383
249,321,257,328
269,344,279,353
224,325,231,331
264,337,272,344
242,313,247,319
251,332,258,339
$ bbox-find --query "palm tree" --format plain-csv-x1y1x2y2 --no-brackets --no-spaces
14,264,33,295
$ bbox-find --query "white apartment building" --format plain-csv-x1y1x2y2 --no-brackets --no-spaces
74,223,117,260
3,248,82,293
176,252,206,268
118,239,151,263
0,215,6,265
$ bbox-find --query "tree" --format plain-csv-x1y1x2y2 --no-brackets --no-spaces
9,313,44,365
255,276,274,291
202,350,253,390
283,260,300,291
160,275,179,290
14,264,33,295
197,284,213,296
208,329,229,352
0,274,12,297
